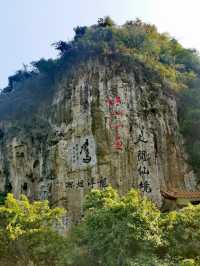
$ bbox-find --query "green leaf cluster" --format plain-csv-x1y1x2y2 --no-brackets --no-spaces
0,193,67,266
69,187,200,266
2,189,200,265
3,17,200,93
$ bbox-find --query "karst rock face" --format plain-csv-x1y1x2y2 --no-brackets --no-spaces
0,59,197,225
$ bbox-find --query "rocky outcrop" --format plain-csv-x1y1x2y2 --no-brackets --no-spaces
0,59,197,225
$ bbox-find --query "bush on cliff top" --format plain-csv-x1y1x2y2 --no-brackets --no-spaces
3,16,200,93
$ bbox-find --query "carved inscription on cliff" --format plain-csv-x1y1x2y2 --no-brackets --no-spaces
68,135,97,170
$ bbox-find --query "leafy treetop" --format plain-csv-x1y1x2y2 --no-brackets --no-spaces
3,16,200,93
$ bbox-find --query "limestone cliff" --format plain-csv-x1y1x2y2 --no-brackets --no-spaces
0,58,197,225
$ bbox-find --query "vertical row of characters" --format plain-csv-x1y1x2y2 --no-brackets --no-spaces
72,138,92,165
134,128,152,193
71,136,98,170
106,95,127,150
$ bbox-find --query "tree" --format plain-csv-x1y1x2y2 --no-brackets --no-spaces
1,189,200,265
70,187,200,265
162,204,200,262
78,187,162,266
52,41,73,55
74,26,87,41
7,70,31,90
97,16,115,27
0,193,67,266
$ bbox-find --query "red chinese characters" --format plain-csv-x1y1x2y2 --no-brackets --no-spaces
112,129,123,150
106,96,125,150
106,95,122,107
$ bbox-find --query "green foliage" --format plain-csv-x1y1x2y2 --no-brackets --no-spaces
0,193,64,239
1,17,200,263
69,187,200,266
162,204,200,260
1,17,200,187
13,17,198,94
0,193,67,266
74,26,87,40
2,69,32,93
31,58,56,75
52,41,73,56
179,259,197,266
97,16,116,27
2,189,200,265
80,187,161,266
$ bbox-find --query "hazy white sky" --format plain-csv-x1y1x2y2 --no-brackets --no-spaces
0,0,199,89
149,0,200,51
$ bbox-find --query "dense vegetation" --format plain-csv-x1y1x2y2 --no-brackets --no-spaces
1,188,200,266
3,17,200,92
1,17,200,266
1,17,200,176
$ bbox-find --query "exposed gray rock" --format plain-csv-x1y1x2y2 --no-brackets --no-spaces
0,59,197,226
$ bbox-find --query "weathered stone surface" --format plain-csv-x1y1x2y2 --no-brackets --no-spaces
0,59,197,226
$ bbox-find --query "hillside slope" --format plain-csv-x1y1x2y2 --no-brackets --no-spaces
0,18,200,224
